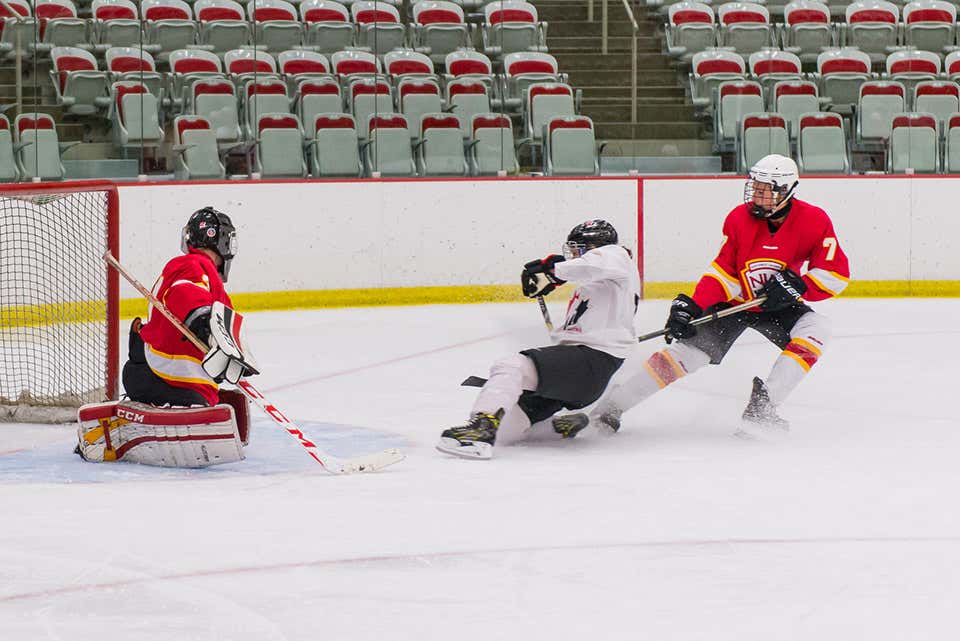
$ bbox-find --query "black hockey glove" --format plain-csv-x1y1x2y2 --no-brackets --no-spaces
184,305,213,345
759,269,807,312
521,255,566,298
664,294,701,343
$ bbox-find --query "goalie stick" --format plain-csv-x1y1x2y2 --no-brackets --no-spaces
461,296,769,388
103,252,404,475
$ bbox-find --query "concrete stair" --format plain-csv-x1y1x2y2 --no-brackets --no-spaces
537,0,714,167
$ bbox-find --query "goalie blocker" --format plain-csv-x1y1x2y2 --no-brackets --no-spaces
76,395,249,468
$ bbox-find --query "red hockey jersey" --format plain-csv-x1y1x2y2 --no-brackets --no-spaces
138,249,233,405
692,198,850,311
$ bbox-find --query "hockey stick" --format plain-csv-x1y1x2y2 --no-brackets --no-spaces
635,296,768,343
536,294,554,332
103,252,404,474
461,295,771,388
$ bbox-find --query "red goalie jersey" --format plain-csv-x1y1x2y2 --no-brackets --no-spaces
138,249,233,405
692,198,850,310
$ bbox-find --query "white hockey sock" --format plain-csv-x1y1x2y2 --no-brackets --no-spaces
593,342,710,418
472,353,539,417
765,311,831,406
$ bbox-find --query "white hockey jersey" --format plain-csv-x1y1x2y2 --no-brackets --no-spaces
550,244,641,359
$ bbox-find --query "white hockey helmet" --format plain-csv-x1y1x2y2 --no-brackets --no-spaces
744,154,799,220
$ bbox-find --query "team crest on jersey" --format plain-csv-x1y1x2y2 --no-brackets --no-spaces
741,258,787,298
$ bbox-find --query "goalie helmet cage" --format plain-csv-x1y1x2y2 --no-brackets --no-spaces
0,180,120,423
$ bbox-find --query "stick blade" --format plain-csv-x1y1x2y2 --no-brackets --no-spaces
330,448,405,474
461,375,487,387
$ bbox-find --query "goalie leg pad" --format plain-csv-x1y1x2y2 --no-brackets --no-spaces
77,401,244,468
218,388,250,445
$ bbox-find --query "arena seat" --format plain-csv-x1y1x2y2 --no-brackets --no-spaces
142,0,197,57
106,48,164,105
913,81,960,127
352,1,405,55
845,1,899,64
411,1,471,65
243,78,291,140
502,51,561,111
887,112,938,172
856,80,906,145
782,0,835,63
398,77,442,139
469,113,518,175
717,2,773,55
14,113,68,180
446,77,491,138
815,47,872,113
749,49,803,98
195,0,250,54
300,0,354,54
173,115,226,179
34,0,88,54
689,48,746,111
109,81,164,148
309,114,361,176
666,2,717,63
885,49,941,99
482,0,546,58
737,113,790,171
944,113,960,172
772,80,821,138
416,113,466,175
902,0,955,54
247,0,303,53
295,77,343,138
255,113,307,177
91,0,141,51
714,79,764,151
363,114,414,176
385,49,435,80
190,77,241,142
50,46,111,115
796,111,850,172
525,81,575,142
0,115,18,182
349,77,393,137
543,115,598,176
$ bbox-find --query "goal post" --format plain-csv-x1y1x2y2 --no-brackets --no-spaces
0,180,120,423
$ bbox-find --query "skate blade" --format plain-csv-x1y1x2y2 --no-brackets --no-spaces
435,437,492,460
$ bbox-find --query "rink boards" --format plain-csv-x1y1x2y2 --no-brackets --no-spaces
115,175,960,314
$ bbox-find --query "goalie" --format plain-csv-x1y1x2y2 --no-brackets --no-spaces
76,207,259,468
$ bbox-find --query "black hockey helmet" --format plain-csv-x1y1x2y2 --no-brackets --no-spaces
181,207,238,281
564,219,618,258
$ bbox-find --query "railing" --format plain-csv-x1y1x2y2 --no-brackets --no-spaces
599,0,639,123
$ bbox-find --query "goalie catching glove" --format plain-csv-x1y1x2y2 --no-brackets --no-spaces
521,254,566,298
189,302,260,384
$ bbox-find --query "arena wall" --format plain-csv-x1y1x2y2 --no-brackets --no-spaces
116,176,960,315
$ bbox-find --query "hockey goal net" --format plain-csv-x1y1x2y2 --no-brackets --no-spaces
0,181,119,423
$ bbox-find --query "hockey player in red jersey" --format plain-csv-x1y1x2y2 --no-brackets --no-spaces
567,154,850,437
123,206,255,408
76,207,258,467
437,220,642,460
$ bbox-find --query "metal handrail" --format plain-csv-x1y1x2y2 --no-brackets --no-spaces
601,0,639,123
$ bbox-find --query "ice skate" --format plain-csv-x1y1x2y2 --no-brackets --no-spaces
595,409,622,435
552,413,589,438
436,409,504,460
737,377,789,439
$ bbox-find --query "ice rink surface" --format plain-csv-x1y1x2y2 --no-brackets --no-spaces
2,298,959,640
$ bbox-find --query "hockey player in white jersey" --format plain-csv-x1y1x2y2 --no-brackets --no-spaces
436,220,641,460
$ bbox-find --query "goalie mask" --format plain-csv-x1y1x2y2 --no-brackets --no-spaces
181,207,238,281
744,154,799,220
564,219,618,259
